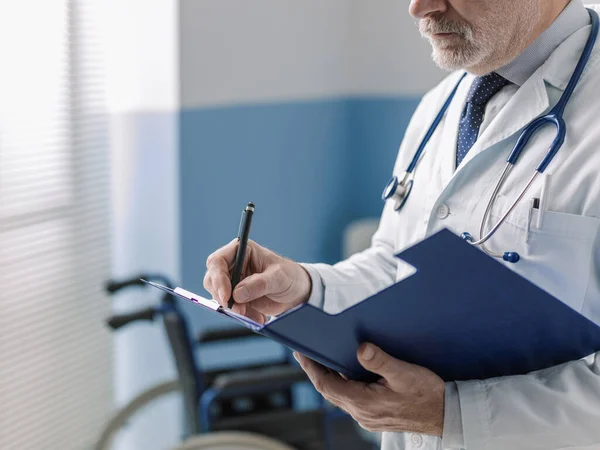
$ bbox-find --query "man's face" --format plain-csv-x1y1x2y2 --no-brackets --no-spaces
410,0,541,72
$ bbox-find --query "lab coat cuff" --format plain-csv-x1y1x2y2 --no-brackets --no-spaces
442,381,465,449
299,263,325,309
455,379,491,450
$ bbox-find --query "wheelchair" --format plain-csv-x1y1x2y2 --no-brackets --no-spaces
94,273,375,450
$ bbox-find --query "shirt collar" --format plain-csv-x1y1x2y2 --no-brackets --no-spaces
497,0,590,86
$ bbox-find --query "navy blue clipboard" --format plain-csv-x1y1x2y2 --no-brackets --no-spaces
145,229,600,383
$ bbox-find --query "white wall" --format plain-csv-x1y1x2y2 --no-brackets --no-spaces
180,0,445,108
348,0,444,96
104,0,179,112
181,0,353,108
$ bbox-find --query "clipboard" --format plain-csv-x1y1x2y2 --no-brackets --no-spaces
145,229,600,382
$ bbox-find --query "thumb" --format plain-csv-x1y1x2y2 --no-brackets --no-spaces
233,266,281,304
357,343,408,380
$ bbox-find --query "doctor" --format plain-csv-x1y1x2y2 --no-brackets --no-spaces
204,0,600,448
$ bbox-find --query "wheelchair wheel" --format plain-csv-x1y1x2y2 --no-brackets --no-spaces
94,379,181,450
174,432,296,450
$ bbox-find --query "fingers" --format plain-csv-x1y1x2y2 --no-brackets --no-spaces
230,302,267,325
204,239,239,306
294,353,364,403
230,302,246,315
242,296,287,316
243,306,268,325
233,265,287,304
205,240,264,307
357,343,412,381
206,238,239,271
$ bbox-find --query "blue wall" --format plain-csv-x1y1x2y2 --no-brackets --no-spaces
347,98,421,219
179,96,420,333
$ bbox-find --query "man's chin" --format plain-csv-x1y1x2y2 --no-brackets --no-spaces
431,48,475,72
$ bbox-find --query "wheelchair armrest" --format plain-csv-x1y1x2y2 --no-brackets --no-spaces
211,364,307,395
197,327,258,344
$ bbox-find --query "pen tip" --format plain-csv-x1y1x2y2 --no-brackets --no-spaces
247,202,255,208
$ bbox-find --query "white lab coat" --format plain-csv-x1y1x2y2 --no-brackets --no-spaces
306,7,600,450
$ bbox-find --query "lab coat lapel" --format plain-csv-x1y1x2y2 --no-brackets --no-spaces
454,74,549,174
433,19,591,192
472,75,549,160
449,20,595,179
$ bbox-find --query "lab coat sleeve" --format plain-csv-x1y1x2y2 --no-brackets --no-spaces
299,200,399,314
300,263,325,309
456,352,600,450
443,382,466,449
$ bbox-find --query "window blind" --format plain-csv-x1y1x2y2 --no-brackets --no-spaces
0,1,112,449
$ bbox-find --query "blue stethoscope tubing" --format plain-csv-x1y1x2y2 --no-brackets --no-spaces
383,8,599,264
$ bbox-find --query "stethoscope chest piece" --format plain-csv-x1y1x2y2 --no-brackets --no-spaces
382,174,414,212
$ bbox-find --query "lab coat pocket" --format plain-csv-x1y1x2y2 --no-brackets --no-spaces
489,195,600,313
525,210,600,312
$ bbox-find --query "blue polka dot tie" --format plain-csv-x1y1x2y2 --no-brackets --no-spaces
456,73,510,167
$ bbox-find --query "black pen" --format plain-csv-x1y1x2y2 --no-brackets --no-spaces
229,202,255,309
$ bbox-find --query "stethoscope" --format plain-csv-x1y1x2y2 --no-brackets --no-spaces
383,8,599,264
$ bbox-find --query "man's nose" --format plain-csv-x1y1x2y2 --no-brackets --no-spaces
409,0,448,19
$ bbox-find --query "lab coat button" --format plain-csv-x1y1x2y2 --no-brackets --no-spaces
436,204,450,220
410,433,423,447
